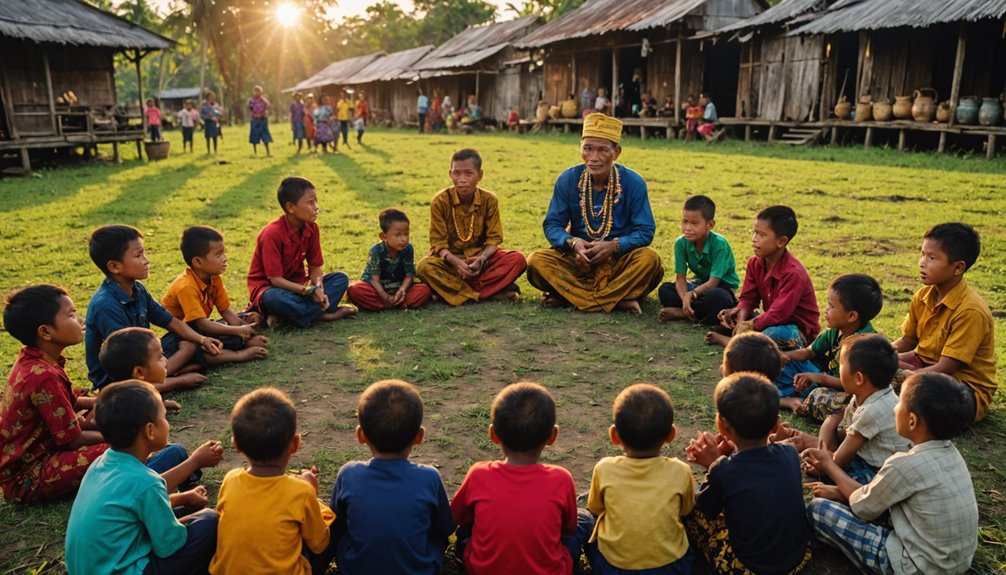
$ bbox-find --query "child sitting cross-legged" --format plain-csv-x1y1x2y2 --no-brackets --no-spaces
161,225,268,366
330,380,455,574
346,209,432,311
781,273,884,421
64,380,220,575
685,373,812,574
451,382,594,575
722,331,783,381
210,388,335,575
587,383,695,574
775,334,911,484
805,372,979,574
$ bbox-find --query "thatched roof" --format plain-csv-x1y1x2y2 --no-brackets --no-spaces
791,0,1006,34
286,52,385,93
516,0,682,48
413,16,539,71
350,45,435,83
715,0,826,33
0,0,172,49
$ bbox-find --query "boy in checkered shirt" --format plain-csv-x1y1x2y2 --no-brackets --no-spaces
804,372,978,574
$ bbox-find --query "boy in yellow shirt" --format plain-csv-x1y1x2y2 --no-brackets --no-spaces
210,388,335,575
587,383,695,573
335,90,353,150
892,223,996,421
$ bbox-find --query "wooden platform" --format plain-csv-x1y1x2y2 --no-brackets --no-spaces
530,117,683,140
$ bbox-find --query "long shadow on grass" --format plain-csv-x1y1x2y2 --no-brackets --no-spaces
80,162,208,226
191,154,309,227
0,160,136,214
317,151,407,208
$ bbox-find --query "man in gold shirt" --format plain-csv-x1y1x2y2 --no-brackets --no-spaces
416,148,526,305
526,113,663,314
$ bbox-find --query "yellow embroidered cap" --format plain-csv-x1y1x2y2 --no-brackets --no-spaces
582,113,623,145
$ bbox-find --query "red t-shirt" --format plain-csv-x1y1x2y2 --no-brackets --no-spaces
246,215,323,310
451,461,577,575
737,249,821,342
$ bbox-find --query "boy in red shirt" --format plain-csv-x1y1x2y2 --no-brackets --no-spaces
707,205,821,397
145,98,162,142
451,382,593,575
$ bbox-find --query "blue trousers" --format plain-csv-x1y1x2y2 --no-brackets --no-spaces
147,443,201,491
762,324,821,397
143,508,219,575
260,272,349,328
589,544,694,575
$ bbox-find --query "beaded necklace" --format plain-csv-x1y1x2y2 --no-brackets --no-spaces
452,188,477,243
578,166,621,241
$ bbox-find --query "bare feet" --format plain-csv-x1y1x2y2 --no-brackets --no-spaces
658,307,686,322
176,363,202,375
320,306,357,321
539,293,567,309
705,331,731,347
235,346,269,362
246,335,269,348
615,299,642,316
266,314,283,329
779,397,803,412
167,373,207,390
487,288,520,302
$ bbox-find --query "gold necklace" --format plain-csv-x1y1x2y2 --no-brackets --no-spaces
452,191,477,243
578,167,620,241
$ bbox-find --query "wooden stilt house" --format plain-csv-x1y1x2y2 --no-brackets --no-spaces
341,46,435,126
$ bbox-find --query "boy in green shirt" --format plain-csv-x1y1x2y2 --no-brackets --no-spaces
658,195,739,325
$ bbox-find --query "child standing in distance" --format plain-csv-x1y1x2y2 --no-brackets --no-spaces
658,195,739,325
247,177,355,327
684,97,702,142
781,274,883,420
65,381,220,575
200,90,221,155
303,94,316,152
330,380,455,574
708,206,821,397
145,98,162,142
685,373,811,574
210,388,335,575
248,85,272,157
0,285,107,504
346,209,431,311
336,90,353,149
313,96,335,153
354,91,369,144
587,384,694,573
777,334,911,484
176,99,200,153
161,226,268,365
290,92,307,153
85,225,221,391
892,222,995,422
452,382,593,575
805,373,979,574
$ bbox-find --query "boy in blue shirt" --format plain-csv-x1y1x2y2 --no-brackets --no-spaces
85,225,222,390
658,195,739,325
330,380,455,574
65,380,219,575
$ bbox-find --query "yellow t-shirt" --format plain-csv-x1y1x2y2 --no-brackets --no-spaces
161,268,231,323
210,469,335,575
901,279,997,421
336,99,352,121
587,455,695,569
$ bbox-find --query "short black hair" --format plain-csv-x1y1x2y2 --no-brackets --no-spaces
357,380,424,454
276,176,316,209
613,384,674,451
723,332,782,381
378,208,410,233
3,284,68,346
900,372,973,439
451,148,483,171
683,195,715,221
180,226,224,267
829,273,883,325
756,205,798,240
231,388,298,462
89,225,142,276
99,327,158,384
842,334,898,389
924,222,981,271
714,372,779,440
491,382,556,452
95,380,161,449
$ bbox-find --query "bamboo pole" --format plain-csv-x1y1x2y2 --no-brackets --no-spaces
948,22,967,128
674,31,682,125
42,48,57,135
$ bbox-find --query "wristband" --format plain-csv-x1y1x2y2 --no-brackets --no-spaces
303,283,318,296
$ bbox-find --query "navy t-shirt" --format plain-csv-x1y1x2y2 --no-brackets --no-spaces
695,443,810,574
331,458,456,575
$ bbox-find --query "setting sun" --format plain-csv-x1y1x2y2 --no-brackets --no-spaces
275,2,301,28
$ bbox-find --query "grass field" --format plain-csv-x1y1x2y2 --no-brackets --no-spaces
1,126,1004,574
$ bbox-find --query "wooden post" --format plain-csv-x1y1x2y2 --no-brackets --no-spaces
674,32,682,125
746,41,755,118
938,131,947,153
865,126,873,149
987,134,996,160
42,48,57,135
0,58,20,140
135,49,145,159
948,23,967,128
571,53,577,97
19,148,30,171
475,70,480,103
745,125,751,141
112,141,120,163
768,125,776,141
641,125,647,140
831,125,839,145
898,129,906,151
612,48,619,112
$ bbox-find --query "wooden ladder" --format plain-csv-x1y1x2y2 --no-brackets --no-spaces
777,127,826,146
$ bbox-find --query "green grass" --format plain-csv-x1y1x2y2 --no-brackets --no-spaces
1,126,1005,574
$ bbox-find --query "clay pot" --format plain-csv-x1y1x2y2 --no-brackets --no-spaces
560,99,578,118
855,98,872,122
893,96,913,119
912,88,937,122
873,100,893,122
935,102,952,123
956,97,980,125
978,97,1003,126
535,102,549,123
144,140,170,161
834,96,851,119
548,105,561,119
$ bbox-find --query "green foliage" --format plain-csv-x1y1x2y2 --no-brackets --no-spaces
506,0,586,21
